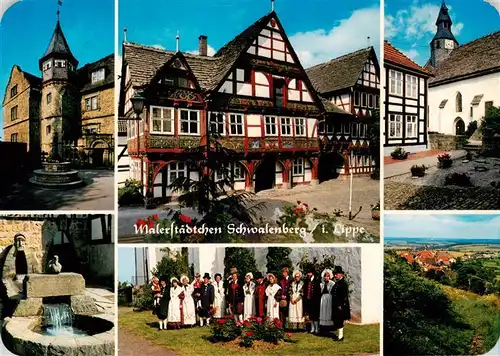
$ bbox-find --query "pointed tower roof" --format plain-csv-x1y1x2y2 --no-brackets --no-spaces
432,0,457,43
39,20,78,70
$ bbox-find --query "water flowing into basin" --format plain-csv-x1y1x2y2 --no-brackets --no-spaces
42,304,86,337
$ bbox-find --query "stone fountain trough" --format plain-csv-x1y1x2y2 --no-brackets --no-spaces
2,273,114,355
30,162,83,189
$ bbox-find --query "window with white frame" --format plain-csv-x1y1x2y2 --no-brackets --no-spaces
167,162,187,185
280,117,292,136
389,114,403,138
229,114,244,136
265,116,277,136
179,109,200,135
233,163,245,181
91,68,105,83
359,123,367,138
406,115,417,138
54,59,66,68
361,93,367,107
389,69,403,96
352,122,359,137
294,118,306,136
405,74,418,98
293,158,304,176
343,122,350,134
209,112,225,135
354,92,360,106
85,95,99,111
150,107,174,134
368,94,374,108
43,61,52,71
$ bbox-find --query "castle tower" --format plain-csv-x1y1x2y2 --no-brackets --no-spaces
39,17,79,157
429,0,459,68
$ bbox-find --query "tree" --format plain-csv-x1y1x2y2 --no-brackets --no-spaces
266,247,292,276
223,248,257,279
480,105,500,137
152,248,189,279
168,130,265,242
384,256,473,356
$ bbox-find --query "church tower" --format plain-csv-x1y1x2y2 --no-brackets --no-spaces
429,0,459,68
39,16,79,157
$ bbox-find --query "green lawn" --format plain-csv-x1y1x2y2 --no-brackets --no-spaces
119,308,379,355
442,285,500,354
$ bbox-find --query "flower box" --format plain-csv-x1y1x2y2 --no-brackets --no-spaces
410,165,426,177
437,153,453,168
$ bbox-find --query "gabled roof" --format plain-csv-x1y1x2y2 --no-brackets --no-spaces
123,42,219,91
2,66,41,105
39,20,78,68
77,54,114,93
146,51,201,91
429,31,500,85
306,47,376,94
384,41,431,76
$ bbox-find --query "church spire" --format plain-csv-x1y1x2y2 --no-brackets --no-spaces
39,19,78,70
429,0,458,68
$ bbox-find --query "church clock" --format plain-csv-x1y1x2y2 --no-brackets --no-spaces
444,40,454,49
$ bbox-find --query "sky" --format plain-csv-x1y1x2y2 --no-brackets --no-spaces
118,0,381,67
385,214,500,239
0,0,114,138
385,0,500,66
118,247,136,283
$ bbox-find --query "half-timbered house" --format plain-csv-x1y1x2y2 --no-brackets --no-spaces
383,41,432,154
307,47,380,175
119,10,343,201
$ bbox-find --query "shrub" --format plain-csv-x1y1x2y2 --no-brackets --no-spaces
223,248,258,280
278,201,314,228
370,167,380,180
410,165,426,177
480,106,500,137
132,284,154,311
210,316,294,348
444,172,472,187
118,179,144,206
465,120,478,138
266,247,292,277
390,147,408,160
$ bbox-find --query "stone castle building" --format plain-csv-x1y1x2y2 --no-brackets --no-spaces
2,18,114,167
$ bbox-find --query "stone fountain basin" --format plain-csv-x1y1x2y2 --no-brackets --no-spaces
2,314,114,356
42,162,72,173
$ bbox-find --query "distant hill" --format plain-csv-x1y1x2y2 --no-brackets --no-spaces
385,237,500,246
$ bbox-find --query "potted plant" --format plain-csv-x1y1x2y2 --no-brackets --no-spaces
371,203,380,220
437,153,453,168
391,147,409,160
410,165,426,177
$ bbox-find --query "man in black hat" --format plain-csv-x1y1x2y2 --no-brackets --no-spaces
331,266,351,341
254,272,266,318
227,268,244,322
199,273,215,326
302,266,321,334
156,276,170,330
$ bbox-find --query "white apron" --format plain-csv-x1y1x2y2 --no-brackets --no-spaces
288,280,304,323
168,286,182,323
243,282,255,320
181,284,196,325
212,281,225,318
265,284,281,319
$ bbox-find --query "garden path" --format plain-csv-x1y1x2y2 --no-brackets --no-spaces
119,328,178,356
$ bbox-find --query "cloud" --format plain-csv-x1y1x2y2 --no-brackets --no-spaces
385,2,464,41
186,45,216,56
151,44,166,50
385,214,500,239
288,7,380,68
404,49,419,60
485,0,500,14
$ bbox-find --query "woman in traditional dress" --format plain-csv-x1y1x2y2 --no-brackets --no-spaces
265,273,281,320
319,269,335,333
180,275,196,327
167,277,182,329
288,270,305,330
212,273,225,319
156,276,169,330
243,272,255,320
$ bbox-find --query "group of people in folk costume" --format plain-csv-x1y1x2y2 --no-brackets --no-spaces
151,265,350,340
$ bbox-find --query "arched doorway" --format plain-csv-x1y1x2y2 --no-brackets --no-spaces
254,158,277,193
91,141,109,167
455,118,465,135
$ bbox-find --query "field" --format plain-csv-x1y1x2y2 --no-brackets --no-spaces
449,244,500,252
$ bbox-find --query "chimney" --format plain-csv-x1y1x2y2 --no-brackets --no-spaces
199,35,208,56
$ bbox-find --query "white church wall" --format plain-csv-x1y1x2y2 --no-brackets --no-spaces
428,72,500,135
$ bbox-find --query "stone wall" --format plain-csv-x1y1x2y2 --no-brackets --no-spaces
428,133,466,151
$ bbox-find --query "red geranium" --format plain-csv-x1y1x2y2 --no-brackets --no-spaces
287,333,292,338
136,219,147,227
148,219,155,228
256,317,263,324
179,214,192,225
274,318,282,328
243,320,250,327
152,214,159,221
245,331,254,337
217,319,225,325
236,321,243,327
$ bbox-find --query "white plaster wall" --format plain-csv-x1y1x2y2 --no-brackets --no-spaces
219,81,233,94
275,162,283,184
428,72,499,134
247,127,261,137
236,83,252,96
307,118,316,138
247,114,261,126
117,135,130,187
304,159,312,181
361,245,382,324
234,181,245,190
